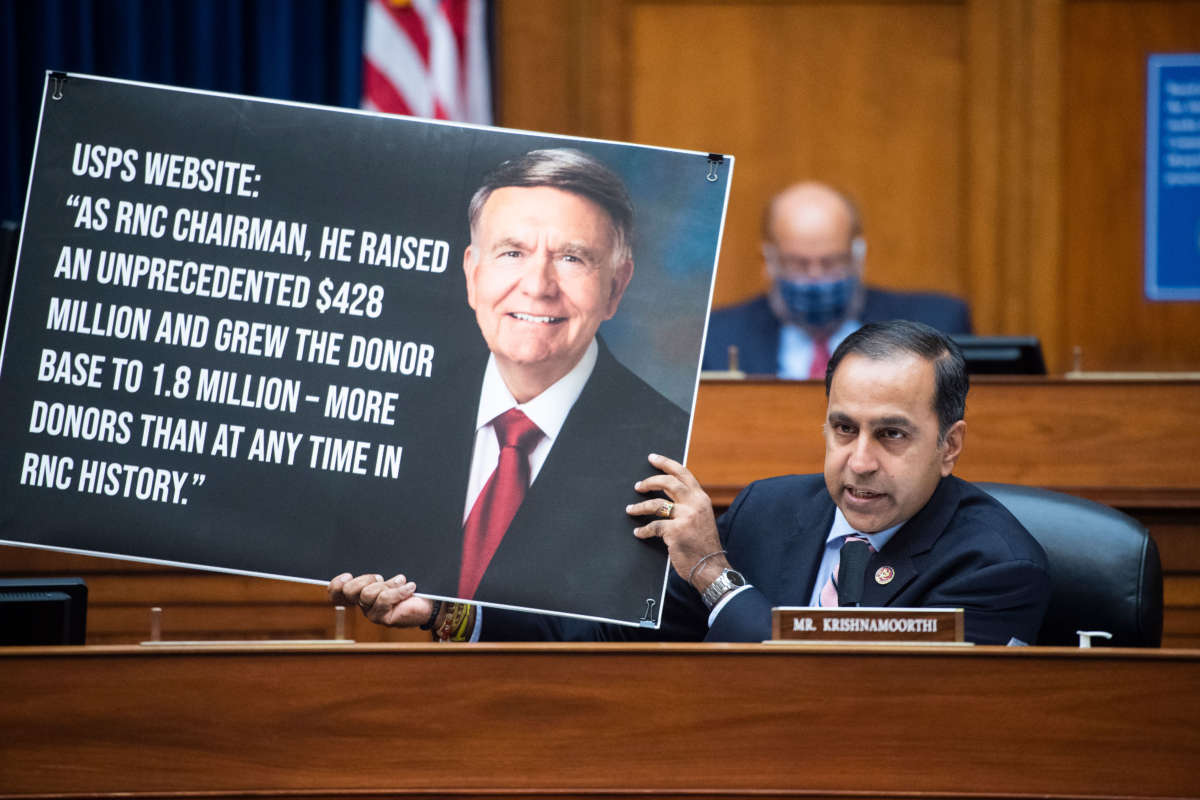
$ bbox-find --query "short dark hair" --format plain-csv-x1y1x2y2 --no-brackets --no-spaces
824,320,968,439
468,148,634,263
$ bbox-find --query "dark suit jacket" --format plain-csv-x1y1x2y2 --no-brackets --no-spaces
483,474,1051,645
403,338,687,625
701,290,973,374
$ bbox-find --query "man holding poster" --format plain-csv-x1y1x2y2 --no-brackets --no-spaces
348,148,687,624
335,320,1050,647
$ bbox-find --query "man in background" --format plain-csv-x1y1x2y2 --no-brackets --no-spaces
702,182,971,377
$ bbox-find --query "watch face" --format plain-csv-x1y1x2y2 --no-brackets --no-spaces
703,569,746,609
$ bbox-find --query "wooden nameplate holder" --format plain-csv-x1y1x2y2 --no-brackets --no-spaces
770,607,966,644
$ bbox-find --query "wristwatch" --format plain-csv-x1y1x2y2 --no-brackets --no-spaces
701,567,747,610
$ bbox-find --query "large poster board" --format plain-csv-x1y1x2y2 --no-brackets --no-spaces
0,73,730,627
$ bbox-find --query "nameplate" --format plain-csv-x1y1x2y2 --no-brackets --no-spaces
770,607,964,643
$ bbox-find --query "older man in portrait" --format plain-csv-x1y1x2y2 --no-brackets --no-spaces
334,148,686,626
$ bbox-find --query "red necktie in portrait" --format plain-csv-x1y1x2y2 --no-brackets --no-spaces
458,408,544,599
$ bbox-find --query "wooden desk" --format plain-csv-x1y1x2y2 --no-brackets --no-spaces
1,643,1197,799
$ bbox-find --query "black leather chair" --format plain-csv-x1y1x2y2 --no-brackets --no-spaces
979,483,1163,647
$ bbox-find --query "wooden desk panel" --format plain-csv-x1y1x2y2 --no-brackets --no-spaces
688,377,1200,501
1,644,1197,799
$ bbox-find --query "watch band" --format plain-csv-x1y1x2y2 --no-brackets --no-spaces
701,567,746,610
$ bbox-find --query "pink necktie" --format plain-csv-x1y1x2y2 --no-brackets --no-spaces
809,336,830,380
458,408,543,599
819,534,873,607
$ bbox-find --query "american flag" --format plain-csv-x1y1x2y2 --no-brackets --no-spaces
362,0,492,124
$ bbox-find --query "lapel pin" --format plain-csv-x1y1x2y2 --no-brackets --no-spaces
875,566,895,585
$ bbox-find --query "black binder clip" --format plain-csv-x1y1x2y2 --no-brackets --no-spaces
50,72,68,101
639,597,657,627
705,153,725,183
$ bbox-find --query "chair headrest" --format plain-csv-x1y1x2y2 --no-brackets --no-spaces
978,483,1163,647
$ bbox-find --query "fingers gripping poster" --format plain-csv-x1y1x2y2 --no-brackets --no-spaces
0,74,731,627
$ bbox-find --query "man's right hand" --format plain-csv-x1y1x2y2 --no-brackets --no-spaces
327,572,432,628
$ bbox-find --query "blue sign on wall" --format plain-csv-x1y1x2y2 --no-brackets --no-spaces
1146,54,1200,300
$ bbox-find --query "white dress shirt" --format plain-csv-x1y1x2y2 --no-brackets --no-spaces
806,507,905,606
777,317,861,379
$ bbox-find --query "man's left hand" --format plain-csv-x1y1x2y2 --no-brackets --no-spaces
627,453,729,592
327,572,430,628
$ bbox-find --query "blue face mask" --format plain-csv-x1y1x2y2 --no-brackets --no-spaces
776,274,859,328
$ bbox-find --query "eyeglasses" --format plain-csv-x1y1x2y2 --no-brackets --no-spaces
762,244,857,278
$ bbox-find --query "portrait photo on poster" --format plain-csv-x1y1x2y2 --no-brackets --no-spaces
0,72,732,627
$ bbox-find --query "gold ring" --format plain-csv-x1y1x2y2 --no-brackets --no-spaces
656,501,675,519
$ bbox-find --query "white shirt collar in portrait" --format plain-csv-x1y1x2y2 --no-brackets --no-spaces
462,338,600,523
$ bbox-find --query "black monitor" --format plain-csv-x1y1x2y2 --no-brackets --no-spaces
0,577,88,645
951,335,1047,375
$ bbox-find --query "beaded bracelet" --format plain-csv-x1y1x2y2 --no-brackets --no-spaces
687,549,728,583
435,602,463,642
452,604,474,641
435,602,475,643
419,599,443,631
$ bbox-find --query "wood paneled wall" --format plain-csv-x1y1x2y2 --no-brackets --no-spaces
495,0,1200,373
1063,1,1200,371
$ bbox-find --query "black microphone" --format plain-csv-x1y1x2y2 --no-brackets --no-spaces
836,539,872,607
